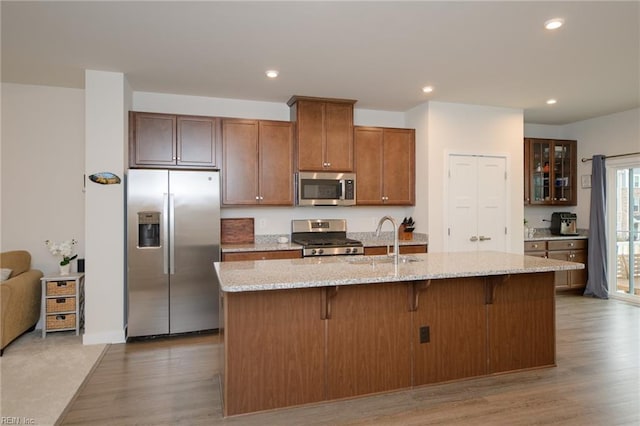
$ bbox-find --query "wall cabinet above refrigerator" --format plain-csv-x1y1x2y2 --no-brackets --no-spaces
524,138,577,206
129,112,219,169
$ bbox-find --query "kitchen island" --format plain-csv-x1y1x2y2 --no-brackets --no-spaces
214,251,584,416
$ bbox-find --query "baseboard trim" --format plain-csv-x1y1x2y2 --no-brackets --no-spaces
83,330,126,345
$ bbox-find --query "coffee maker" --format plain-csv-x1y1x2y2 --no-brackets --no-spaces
550,212,578,235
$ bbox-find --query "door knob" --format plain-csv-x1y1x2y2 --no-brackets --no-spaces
470,236,478,242
479,236,492,241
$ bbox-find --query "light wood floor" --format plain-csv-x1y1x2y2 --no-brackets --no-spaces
60,294,640,425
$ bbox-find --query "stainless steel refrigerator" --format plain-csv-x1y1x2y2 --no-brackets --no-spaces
126,169,220,337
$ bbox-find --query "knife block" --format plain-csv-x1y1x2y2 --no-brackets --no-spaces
398,224,413,241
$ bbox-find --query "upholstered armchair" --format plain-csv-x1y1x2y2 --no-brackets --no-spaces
0,250,43,355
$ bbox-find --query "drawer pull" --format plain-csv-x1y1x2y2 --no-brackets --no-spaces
56,315,66,320
569,243,574,247
57,282,68,287
56,298,66,303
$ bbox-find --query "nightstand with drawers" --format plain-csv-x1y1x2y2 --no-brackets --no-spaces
40,273,85,337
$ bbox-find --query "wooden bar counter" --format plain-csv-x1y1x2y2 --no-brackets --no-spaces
214,251,584,416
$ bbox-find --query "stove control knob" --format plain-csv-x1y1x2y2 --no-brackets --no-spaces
311,249,317,255
318,249,324,255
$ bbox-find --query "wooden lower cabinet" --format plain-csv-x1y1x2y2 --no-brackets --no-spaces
524,239,587,290
222,273,556,416
327,283,412,399
547,240,587,290
364,244,427,255
221,250,301,262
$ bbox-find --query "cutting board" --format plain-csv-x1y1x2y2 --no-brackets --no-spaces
221,218,255,244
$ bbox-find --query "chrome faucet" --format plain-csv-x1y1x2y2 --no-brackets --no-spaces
375,216,399,264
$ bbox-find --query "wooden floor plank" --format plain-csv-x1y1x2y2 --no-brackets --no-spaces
60,294,640,425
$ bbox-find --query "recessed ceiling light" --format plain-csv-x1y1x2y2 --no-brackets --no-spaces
422,86,434,93
544,18,564,30
265,70,279,78
546,99,557,105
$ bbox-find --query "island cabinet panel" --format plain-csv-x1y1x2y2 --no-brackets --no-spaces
413,278,488,385
223,288,325,416
487,272,556,374
326,282,412,399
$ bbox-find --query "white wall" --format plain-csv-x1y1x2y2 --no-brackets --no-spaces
133,92,414,235
564,108,640,228
405,102,430,236
1,83,85,273
83,71,130,344
524,108,640,229
411,101,524,253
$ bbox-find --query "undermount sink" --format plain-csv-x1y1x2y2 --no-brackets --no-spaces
343,255,423,265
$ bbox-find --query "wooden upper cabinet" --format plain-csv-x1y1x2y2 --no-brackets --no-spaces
177,116,217,167
221,118,293,206
258,120,295,205
524,138,577,206
131,112,176,167
129,111,218,169
355,126,415,205
288,96,356,172
221,119,260,205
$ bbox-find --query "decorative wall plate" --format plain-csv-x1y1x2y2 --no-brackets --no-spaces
89,172,121,185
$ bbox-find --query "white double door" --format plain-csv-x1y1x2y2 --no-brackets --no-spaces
447,154,507,252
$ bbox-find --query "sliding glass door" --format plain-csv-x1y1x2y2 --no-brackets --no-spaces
608,158,640,301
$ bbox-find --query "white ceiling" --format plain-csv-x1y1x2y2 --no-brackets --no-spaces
2,1,639,125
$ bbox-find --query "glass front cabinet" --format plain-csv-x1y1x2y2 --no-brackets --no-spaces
524,138,577,206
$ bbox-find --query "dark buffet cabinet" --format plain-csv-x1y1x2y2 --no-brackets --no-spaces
129,112,219,169
524,239,587,290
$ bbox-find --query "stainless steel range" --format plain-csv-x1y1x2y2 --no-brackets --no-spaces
291,219,364,257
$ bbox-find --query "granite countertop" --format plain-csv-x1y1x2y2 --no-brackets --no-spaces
214,251,583,292
221,232,429,253
524,228,589,242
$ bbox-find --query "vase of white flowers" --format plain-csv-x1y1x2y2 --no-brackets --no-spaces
45,239,78,275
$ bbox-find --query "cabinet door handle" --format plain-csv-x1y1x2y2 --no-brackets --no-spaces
479,235,492,241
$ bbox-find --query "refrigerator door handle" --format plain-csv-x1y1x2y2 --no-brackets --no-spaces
163,193,169,275
169,193,176,275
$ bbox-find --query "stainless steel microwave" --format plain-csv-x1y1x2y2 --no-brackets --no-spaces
296,172,356,206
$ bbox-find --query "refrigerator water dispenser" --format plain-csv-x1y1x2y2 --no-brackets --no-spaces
138,211,160,247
